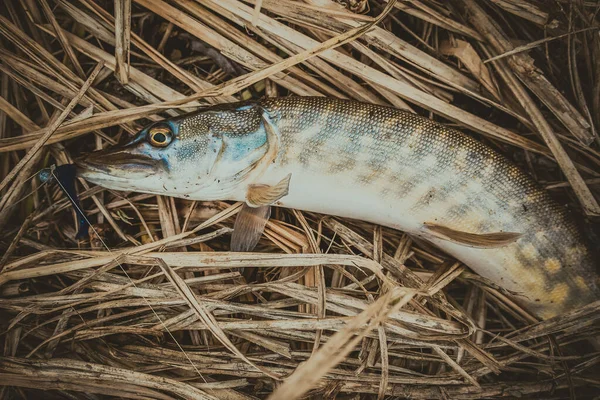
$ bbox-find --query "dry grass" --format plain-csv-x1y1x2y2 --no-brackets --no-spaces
1,0,600,399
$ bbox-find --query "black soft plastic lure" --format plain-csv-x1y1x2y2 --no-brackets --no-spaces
39,164,89,239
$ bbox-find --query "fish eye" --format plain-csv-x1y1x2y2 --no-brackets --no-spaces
147,126,173,147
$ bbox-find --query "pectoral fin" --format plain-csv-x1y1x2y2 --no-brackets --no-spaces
231,174,292,252
231,204,271,252
246,174,291,207
422,223,522,248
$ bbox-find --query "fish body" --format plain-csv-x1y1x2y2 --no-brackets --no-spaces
77,97,598,319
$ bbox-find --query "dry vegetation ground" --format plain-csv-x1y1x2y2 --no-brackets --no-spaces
1,0,600,399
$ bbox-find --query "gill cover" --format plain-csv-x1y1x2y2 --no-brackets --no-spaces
200,104,281,196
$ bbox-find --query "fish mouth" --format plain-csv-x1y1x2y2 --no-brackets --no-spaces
75,150,159,176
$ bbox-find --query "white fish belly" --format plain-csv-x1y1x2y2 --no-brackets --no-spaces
256,163,594,319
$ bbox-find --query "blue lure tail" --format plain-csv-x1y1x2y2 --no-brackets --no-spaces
39,164,90,239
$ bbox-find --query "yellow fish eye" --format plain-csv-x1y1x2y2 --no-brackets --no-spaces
147,126,173,147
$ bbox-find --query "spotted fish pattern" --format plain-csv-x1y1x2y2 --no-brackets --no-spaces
79,97,598,319
256,97,597,319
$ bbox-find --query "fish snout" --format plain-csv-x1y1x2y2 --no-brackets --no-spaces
74,153,109,175
75,149,159,177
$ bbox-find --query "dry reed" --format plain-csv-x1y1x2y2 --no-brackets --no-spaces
1,0,599,399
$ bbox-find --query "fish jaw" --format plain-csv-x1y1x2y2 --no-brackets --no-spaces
75,146,167,193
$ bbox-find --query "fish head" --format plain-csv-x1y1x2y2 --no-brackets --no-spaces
76,102,278,200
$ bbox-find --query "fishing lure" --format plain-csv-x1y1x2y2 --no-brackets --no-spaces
39,164,89,239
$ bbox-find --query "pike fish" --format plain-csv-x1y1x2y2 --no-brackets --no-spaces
76,97,598,319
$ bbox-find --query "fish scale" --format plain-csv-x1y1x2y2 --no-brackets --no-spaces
78,96,598,319
259,97,597,318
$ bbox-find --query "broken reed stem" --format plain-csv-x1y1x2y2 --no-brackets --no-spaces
114,0,132,84
0,62,104,193
459,0,600,215
269,288,415,400
181,0,400,100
